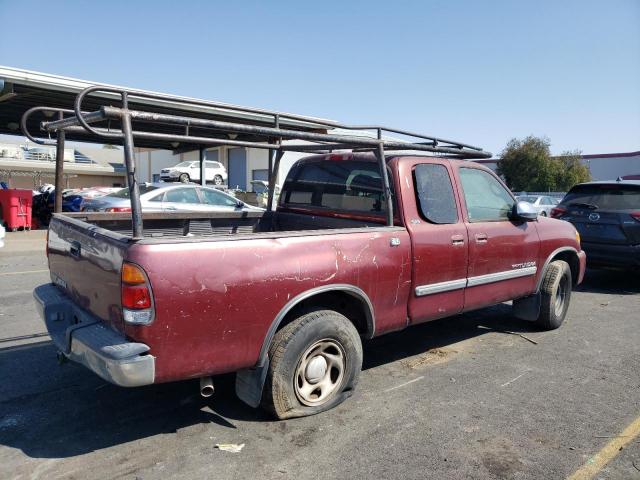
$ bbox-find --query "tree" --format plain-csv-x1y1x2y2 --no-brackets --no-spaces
497,136,590,191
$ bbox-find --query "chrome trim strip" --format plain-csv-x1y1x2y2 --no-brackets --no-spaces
415,278,467,297
467,266,537,287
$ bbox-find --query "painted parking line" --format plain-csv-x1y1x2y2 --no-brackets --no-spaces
0,269,49,276
567,414,640,480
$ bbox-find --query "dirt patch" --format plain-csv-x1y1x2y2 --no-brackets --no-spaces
401,348,457,369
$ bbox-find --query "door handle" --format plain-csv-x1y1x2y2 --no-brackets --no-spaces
451,235,465,246
475,233,488,243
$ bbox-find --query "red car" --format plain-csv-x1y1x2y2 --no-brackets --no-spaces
35,154,585,418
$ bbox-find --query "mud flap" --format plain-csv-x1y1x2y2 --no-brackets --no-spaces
235,358,269,408
512,292,541,321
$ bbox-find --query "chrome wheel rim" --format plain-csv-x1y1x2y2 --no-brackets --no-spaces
554,277,568,317
294,339,345,406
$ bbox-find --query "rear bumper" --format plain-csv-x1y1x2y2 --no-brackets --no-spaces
33,284,155,387
582,242,640,269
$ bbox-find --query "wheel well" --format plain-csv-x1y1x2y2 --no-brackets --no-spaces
277,290,372,338
551,250,579,284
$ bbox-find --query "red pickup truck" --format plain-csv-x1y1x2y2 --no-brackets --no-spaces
35,153,585,418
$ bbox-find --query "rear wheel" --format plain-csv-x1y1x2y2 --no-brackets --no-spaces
213,175,224,186
540,211,547,217
536,260,572,330
179,173,190,183
262,310,362,419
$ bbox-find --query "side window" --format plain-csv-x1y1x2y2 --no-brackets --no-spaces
164,188,201,204
199,188,238,207
148,193,164,202
413,164,458,224
459,168,514,222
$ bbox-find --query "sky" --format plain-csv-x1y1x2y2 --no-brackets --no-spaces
0,0,639,156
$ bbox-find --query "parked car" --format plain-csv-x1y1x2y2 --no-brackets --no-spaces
0,222,5,248
36,153,585,419
551,180,640,270
82,183,261,213
160,160,227,185
515,195,559,217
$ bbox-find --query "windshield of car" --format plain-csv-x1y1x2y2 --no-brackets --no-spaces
173,161,193,168
562,184,640,210
107,185,159,198
517,196,538,203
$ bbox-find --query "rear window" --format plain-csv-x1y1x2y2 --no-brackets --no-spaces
562,184,640,210
108,185,158,198
280,159,391,215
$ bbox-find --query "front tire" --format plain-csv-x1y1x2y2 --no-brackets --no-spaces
262,310,363,419
179,173,190,183
536,260,572,330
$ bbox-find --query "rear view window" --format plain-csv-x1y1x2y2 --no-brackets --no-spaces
108,185,158,198
563,184,640,210
280,160,391,214
414,164,458,224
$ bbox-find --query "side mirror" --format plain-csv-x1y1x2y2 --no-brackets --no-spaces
512,201,538,221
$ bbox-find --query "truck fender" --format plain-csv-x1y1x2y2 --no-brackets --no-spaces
513,247,579,322
235,284,375,408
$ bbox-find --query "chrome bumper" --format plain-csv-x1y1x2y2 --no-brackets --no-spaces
33,284,155,387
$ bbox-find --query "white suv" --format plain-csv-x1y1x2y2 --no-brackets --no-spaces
160,161,228,185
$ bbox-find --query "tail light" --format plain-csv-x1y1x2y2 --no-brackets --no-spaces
631,212,640,222
106,207,132,213
550,206,567,218
121,262,154,325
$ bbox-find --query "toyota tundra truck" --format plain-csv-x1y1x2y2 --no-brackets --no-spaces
35,153,585,419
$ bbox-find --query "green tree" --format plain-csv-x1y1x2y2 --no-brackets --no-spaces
497,136,590,191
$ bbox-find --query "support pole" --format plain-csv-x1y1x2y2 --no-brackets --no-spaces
54,112,65,214
120,92,144,239
267,150,284,212
375,129,394,226
199,146,206,186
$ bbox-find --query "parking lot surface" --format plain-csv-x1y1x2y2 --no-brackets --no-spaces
1,231,638,479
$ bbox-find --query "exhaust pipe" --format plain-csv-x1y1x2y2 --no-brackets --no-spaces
200,376,215,398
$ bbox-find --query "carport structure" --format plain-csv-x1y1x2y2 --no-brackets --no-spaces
2,66,491,239
0,66,334,211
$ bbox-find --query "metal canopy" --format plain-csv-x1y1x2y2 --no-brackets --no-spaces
0,66,332,150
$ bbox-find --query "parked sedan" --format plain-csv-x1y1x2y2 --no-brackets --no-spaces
551,181,640,270
82,183,263,213
160,161,228,185
515,195,559,217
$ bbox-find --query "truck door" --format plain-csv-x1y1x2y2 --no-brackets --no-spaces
455,166,539,311
404,161,468,323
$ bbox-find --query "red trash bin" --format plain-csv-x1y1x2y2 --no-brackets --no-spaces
0,189,33,231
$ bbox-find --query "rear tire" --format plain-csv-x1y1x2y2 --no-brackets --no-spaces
179,173,190,183
262,310,362,419
540,211,547,217
213,175,224,186
536,260,572,330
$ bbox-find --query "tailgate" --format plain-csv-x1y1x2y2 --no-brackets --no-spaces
47,215,129,333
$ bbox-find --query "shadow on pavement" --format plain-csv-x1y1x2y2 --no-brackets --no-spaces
575,268,640,295
0,304,534,460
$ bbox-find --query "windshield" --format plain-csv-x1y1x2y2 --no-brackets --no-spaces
562,184,640,210
173,161,194,168
107,185,159,198
517,196,538,203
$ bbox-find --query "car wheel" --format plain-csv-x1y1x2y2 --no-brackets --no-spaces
540,211,547,217
536,260,572,330
262,310,363,419
213,175,224,186
179,173,190,183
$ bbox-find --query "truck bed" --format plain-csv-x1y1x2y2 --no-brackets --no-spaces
63,209,386,241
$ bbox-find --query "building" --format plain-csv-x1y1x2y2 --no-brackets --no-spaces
0,137,125,189
475,150,640,182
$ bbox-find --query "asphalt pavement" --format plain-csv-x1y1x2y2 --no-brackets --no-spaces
0,230,638,480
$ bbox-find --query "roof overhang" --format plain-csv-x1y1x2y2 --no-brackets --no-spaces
0,66,333,150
